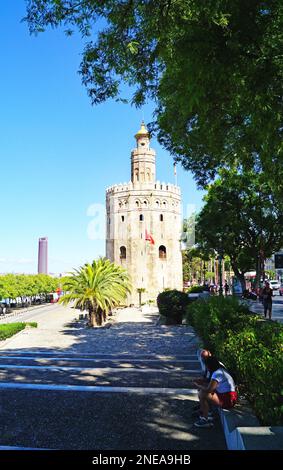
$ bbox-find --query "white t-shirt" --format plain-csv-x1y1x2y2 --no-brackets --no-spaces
211,368,236,393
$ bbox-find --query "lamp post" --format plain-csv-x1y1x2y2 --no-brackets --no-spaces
218,253,223,295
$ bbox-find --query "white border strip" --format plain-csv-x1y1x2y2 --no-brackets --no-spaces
0,352,197,359
0,355,199,363
0,364,201,373
0,382,198,394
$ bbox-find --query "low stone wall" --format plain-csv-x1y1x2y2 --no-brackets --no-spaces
197,349,283,450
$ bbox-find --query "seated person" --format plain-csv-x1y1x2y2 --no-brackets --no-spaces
193,356,238,428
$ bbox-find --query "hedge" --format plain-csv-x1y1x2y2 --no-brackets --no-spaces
0,322,37,341
184,296,283,425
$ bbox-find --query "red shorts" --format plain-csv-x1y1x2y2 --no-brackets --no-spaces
216,391,238,409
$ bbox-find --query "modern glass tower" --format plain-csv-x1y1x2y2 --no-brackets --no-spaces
38,237,48,274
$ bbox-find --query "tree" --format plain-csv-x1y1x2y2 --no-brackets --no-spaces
136,288,146,308
59,258,132,326
196,170,283,290
25,1,283,191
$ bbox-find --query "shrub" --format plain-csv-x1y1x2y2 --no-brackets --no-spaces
185,296,283,425
157,289,190,324
187,286,204,293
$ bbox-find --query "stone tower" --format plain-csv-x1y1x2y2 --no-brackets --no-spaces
106,122,183,305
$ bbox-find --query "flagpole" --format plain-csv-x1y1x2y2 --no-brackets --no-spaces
174,162,177,186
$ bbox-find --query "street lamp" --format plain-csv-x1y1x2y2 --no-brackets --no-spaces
218,253,223,295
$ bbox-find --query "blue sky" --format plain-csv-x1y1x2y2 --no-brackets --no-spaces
0,0,204,274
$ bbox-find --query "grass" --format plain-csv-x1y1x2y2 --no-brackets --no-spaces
0,322,37,341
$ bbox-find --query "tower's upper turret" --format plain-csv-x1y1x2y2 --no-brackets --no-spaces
131,121,156,184
135,121,150,151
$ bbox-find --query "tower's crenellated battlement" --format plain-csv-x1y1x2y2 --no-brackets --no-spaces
106,181,181,195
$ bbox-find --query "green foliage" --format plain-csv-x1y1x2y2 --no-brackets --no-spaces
185,296,283,424
187,286,204,293
25,1,283,195
0,322,37,341
0,274,60,301
196,170,283,288
157,289,189,324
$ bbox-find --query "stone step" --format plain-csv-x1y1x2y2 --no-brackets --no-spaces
0,388,226,450
0,356,200,370
0,366,201,388
0,351,198,360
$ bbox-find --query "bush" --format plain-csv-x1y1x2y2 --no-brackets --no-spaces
187,286,204,293
157,289,190,324
185,296,283,425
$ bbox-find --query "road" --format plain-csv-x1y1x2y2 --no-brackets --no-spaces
0,304,226,450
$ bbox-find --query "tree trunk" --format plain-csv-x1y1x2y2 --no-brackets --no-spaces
231,262,246,292
89,307,103,327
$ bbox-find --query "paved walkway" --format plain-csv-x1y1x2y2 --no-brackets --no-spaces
0,305,226,450
243,297,283,323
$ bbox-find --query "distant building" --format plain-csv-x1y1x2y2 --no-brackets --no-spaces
38,237,48,274
106,122,183,305
265,256,275,273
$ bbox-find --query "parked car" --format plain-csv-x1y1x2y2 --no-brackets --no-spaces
268,280,280,294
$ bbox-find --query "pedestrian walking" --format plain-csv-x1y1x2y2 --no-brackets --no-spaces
262,281,273,320
224,281,230,296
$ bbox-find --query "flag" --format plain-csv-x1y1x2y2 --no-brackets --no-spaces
145,229,155,245
174,162,177,176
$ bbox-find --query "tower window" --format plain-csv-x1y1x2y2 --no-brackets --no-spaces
120,246,126,259
160,214,164,221
121,216,125,222
135,200,140,207
159,245,167,259
139,214,144,221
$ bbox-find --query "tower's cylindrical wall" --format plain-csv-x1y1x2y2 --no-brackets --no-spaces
106,185,183,305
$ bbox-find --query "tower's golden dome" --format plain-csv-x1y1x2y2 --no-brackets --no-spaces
134,121,149,139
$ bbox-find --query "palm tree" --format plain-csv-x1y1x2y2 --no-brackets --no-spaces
59,258,132,326
137,288,146,308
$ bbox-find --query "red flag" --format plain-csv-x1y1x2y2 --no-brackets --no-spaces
145,229,155,245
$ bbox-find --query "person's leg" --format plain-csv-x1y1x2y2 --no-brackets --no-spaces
199,390,221,418
263,301,268,318
268,302,272,320
194,392,221,427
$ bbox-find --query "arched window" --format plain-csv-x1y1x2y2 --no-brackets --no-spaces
120,246,126,259
135,200,140,207
155,200,160,207
160,214,164,222
139,214,144,221
121,216,125,222
143,200,148,207
159,245,167,259
162,201,167,208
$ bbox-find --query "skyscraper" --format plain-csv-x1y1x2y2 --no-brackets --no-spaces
38,237,48,274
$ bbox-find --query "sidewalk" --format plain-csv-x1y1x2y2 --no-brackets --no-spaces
243,298,283,323
0,304,227,450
